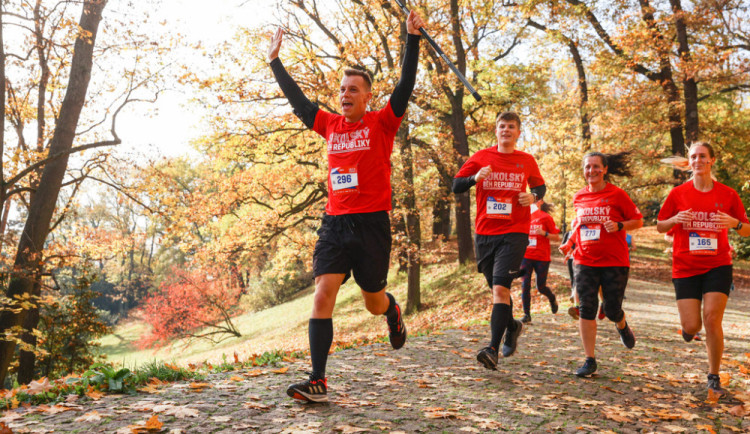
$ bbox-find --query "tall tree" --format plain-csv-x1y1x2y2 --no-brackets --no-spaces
0,0,110,386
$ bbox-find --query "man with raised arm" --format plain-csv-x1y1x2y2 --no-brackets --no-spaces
452,112,546,371
267,11,424,403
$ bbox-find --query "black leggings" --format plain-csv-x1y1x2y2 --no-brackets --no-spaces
574,264,629,321
520,258,555,314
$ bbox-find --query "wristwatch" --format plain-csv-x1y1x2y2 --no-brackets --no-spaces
617,222,624,231
736,221,743,231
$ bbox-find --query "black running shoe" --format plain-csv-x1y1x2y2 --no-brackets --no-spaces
521,314,532,324
575,358,597,377
387,303,407,350
287,374,328,403
681,330,694,342
707,374,726,398
549,293,558,314
617,322,636,349
476,346,498,370
501,319,523,357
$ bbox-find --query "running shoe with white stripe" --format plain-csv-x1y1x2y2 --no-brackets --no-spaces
286,374,328,403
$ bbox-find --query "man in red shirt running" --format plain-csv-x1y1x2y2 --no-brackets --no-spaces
453,111,546,370
267,11,425,403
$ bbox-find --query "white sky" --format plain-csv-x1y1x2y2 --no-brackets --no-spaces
114,0,274,160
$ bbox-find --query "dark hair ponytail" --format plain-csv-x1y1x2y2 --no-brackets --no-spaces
540,202,553,213
583,151,632,180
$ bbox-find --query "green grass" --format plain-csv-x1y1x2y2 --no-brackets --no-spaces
97,275,367,368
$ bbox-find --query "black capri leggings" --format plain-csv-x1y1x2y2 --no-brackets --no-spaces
574,264,629,322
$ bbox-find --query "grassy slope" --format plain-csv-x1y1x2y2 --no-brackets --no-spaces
98,226,749,368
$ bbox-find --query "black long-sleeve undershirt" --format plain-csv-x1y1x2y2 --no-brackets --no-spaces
452,176,476,194
269,33,421,128
269,58,319,129
389,33,421,117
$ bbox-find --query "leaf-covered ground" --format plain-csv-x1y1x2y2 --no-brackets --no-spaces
3,258,750,433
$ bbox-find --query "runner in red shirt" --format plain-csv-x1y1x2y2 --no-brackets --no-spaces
657,142,750,397
267,11,426,403
519,201,561,323
559,152,643,377
453,111,546,370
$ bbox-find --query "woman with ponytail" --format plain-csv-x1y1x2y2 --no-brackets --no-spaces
560,151,643,377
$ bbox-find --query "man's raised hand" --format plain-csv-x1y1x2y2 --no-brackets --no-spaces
406,10,425,35
268,28,283,63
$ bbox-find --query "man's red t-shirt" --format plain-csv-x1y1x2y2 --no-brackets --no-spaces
455,148,544,236
524,210,560,262
572,183,643,267
313,102,402,215
658,181,749,278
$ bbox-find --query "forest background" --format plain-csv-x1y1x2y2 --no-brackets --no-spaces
0,0,748,390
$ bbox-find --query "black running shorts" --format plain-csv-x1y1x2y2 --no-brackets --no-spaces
475,233,528,288
312,211,391,293
673,265,733,300
574,264,629,321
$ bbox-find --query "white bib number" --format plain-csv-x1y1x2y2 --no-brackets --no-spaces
528,236,538,247
331,167,358,193
486,197,512,219
580,224,601,244
689,231,717,255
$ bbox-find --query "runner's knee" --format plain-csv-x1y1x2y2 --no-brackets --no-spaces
602,299,624,323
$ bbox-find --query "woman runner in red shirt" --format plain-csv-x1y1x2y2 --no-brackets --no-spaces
657,142,750,396
560,152,643,377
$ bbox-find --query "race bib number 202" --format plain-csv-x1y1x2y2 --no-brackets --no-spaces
486,197,512,219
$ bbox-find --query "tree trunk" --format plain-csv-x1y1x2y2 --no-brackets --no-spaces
568,40,591,149
448,0,475,265
0,0,107,386
397,124,421,314
16,282,41,384
432,181,452,241
450,98,474,264
670,0,699,143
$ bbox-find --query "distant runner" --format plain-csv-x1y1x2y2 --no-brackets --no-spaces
519,201,561,323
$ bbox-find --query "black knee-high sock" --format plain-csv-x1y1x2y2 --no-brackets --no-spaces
490,303,511,351
384,292,399,322
309,318,333,379
507,298,517,331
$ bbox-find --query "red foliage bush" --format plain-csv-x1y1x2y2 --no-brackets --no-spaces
137,267,243,348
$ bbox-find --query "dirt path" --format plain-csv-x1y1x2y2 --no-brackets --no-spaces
3,267,750,433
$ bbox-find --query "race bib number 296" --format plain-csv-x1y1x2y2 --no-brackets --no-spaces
331,166,358,193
